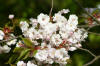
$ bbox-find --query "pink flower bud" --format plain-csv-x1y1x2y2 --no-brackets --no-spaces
9,14,14,19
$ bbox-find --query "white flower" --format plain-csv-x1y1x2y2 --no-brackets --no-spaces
23,27,36,39
45,58,54,64
68,28,88,43
30,18,38,27
7,39,17,46
55,48,67,59
75,44,82,48
51,34,62,46
54,48,70,64
82,30,88,40
33,41,39,45
53,14,62,22
68,37,78,44
9,14,14,19
48,48,56,58
2,45,11,53
41,42,46,48
34,33,43,39
58,9,70,14
53,13,67,23
59,26,69,39
27,61,37,66
17,61,26,66
43,23,57,34
34,49,48,61
66,15,78,31
69,47,77,51
56,57,69,65
20,21,29,32
0,30,4,40
68,29,82,43
16,41,23,47
37,13,50,26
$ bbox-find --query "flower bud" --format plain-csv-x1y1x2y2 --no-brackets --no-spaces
9,14,14,19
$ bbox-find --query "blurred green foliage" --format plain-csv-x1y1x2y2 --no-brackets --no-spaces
0,0,100,66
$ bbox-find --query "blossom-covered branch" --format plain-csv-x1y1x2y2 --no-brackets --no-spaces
73,0,100,24
0,9,88,66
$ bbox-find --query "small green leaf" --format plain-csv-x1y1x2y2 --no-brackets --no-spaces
33,50,38,56
66,59,72,64
7,54,18,64
17,49,30,61
13,47,24,53
21,38,33,47
22,52,30,60
10,64,16,66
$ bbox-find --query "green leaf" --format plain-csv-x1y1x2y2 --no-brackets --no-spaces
10,64,16,66
32,50,38,56
21,38,33,47
17,49,30,61
22,52,30,60
7,54,18,64
5,21,10,27
13,47,25,53
66,59,72,64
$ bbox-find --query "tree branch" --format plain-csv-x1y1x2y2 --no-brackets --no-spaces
73,0,100,24
78,24,100,28
83,55,100,66
88,31,100,36
76,47,100,66
0,36,19,43
77,47,96,57
49,0,53,17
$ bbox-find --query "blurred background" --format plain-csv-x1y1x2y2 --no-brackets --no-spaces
0,0,100,66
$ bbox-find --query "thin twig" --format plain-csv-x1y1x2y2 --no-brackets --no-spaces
80,25,100,36
49,0,53,17
77,47,96,57
76,47,100,66
78,25,89,28
84,27,100,36
0,36,19,43
83,55,100,66
88,31,100,36
78,24,99,28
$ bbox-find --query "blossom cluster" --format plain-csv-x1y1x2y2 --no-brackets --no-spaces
0,9,88,66
84,8,100,26
19,9,88,65
0,29,17,54
17,61,37,66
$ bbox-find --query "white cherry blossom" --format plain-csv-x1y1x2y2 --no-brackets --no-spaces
0,30,4,40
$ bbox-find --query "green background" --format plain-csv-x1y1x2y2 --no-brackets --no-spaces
0,0,100,66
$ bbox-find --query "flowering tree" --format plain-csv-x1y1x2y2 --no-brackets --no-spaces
0,0,100,66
